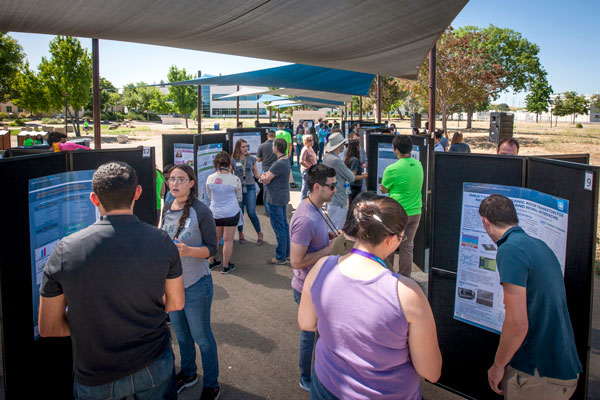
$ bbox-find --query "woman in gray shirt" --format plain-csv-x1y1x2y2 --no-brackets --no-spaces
161,164,221,398
232,139,263,245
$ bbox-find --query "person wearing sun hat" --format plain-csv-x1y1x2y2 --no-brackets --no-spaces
322,131,355,230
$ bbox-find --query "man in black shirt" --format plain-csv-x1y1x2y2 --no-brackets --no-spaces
39,161,185,399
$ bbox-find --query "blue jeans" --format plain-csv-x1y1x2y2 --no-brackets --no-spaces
169,275,219,388
296,144,303,165
74,346,176,400
238,184,261,233
267,202,290,260
293,289,316,386
310,368,339,400
318,142,325,163
301,170,309,199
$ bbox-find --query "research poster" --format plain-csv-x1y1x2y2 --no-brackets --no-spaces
196,143,222,205
29,170,98,339
233,131,262,156
174,143,194,167
376,143,420,195
453,183,569,334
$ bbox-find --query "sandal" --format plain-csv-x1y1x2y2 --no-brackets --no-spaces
268,258,287,265
257,239,264,246
238,235,246,244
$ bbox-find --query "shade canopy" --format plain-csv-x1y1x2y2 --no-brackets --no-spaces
1,0,468,78
163,64,375,96
219,87,354,103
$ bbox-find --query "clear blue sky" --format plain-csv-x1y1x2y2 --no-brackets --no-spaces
9,0,599,106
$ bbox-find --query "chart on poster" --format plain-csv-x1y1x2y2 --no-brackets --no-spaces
28,170,97,339
454,183,569,334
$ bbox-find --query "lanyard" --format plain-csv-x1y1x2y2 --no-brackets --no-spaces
307,198,339,237
349,248,387,268
241,157,247,179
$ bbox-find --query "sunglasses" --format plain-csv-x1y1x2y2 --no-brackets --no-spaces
323,182,337,190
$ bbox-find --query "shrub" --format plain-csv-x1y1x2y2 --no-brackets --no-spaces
11,119,25,126
126,111,161,121
575,123,583,128
0,112,8,120
42,118,63,124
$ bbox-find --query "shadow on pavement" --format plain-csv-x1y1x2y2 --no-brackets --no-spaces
212,322,277,354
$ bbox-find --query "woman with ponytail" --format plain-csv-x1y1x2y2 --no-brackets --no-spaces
298,195,442,400
160,164,221,399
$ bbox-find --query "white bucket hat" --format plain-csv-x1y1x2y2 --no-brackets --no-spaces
324,132,347,152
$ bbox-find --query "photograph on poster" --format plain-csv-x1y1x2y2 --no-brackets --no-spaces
196,143,222,205
28,170,97,339
454,183,569,334
174,143,194,167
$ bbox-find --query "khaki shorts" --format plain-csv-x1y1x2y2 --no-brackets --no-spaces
502,365,578,400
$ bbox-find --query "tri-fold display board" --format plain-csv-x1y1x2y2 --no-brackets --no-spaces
430,152,597,400
0,147,157,399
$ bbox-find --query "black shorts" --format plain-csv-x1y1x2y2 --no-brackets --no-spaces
214,212,240,227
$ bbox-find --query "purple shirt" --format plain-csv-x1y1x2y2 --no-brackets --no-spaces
311,255,421,400
289,200,330,292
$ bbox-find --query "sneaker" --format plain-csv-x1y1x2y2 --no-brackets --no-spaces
209,259,222,270
221,263,236,274
176,371,198,394
200,386,221,400
299,378,310,392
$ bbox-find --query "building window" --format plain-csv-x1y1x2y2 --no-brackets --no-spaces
18,107,23,112
6,106,12,113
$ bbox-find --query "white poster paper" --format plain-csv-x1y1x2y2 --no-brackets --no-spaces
174,143,194,167
376,143,420,195
454,183,569,334
196,143,222,205
233,131,262,156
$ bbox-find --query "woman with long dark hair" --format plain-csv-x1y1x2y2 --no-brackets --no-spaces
299,195,442,400
344,139,367,205
206,151,242,274
160,164,221,399
449,131,471,153
231,139,263,245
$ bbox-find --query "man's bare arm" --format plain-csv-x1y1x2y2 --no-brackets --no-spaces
164,276,185,312
39,294,70,337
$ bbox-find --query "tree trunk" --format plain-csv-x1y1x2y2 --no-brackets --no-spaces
466,111,473,129
146,110,150,121
74,109,81,137
185,115,189,128
536,113,539,123
441,109,448,133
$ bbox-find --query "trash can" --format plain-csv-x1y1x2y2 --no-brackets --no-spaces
213,123,220,130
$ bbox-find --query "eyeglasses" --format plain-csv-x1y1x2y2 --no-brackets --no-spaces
323,182,337,190
398,234,408,242
168,177,190,184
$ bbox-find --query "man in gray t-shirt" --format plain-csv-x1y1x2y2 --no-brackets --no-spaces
257,130,277,210
261,138,291,264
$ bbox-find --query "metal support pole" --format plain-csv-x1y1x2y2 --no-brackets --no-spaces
344,103,347,120
236,85,240,126
92,39,101,149
256,99,259,122
197,70,202,133
376,75,382,124
359,96,363,120
428,44,436,137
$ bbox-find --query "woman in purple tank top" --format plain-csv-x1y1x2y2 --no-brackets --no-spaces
298,196,442,400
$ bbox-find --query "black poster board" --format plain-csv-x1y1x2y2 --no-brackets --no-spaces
161,134,198,168
429,153,597,400
0,152,73,399
537,153,590,164
526,157,598,399
366,134,429,269
71,148,158,226
226,128,267,154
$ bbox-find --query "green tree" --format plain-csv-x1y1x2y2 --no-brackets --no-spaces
167,66,197,128
365,77,408,120
85,77,117,111
38,36,92,136
0,32,26,102
562,91,589,123
149,90,173,114
551,95,568,127
121,82,156,120
591,94,600,110
13,62,50,116
455,25,543,127
122,83,140,111
496,103,511,112
525,73,553,122
400,28,503,132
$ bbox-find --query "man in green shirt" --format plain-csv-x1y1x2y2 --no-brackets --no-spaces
379,135,423,276
275,121,298,188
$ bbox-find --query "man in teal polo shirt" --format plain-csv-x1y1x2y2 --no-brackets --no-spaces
379,135,423,276
479,194,581,399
